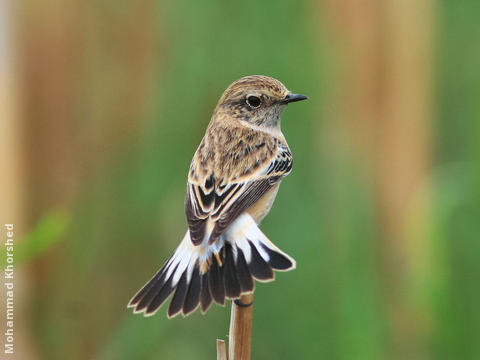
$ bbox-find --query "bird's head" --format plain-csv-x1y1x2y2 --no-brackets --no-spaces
214,75,307,129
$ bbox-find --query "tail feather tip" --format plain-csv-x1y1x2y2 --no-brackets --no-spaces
128,225,296,318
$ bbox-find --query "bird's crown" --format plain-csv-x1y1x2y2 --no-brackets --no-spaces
217,75,290,106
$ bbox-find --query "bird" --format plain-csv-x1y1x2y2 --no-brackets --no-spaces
128,75,307,318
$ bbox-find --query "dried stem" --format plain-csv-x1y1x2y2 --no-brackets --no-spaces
216,339,228,360
228,293,254,360
216,293,254,360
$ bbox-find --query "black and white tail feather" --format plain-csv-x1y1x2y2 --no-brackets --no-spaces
128,213,295,318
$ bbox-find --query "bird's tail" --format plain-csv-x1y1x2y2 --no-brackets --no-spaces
127,213,296,318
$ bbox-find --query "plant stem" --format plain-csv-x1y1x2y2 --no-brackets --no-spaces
228,293,254,360
216,339,228,360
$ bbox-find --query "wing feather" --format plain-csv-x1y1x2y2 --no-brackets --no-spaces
185,126,292,245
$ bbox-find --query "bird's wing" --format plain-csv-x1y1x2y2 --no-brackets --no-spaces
186,127,292,245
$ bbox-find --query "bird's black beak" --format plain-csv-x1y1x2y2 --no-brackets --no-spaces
281,93,308,104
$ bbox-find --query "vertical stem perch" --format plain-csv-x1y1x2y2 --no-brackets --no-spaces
228,293,254,360
216,339,228,360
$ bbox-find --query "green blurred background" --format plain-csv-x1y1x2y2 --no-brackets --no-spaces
1,0,479,359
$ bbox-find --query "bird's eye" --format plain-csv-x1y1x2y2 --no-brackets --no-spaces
246,95,261,108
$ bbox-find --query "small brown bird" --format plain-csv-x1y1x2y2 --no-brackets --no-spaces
128,75,307,318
